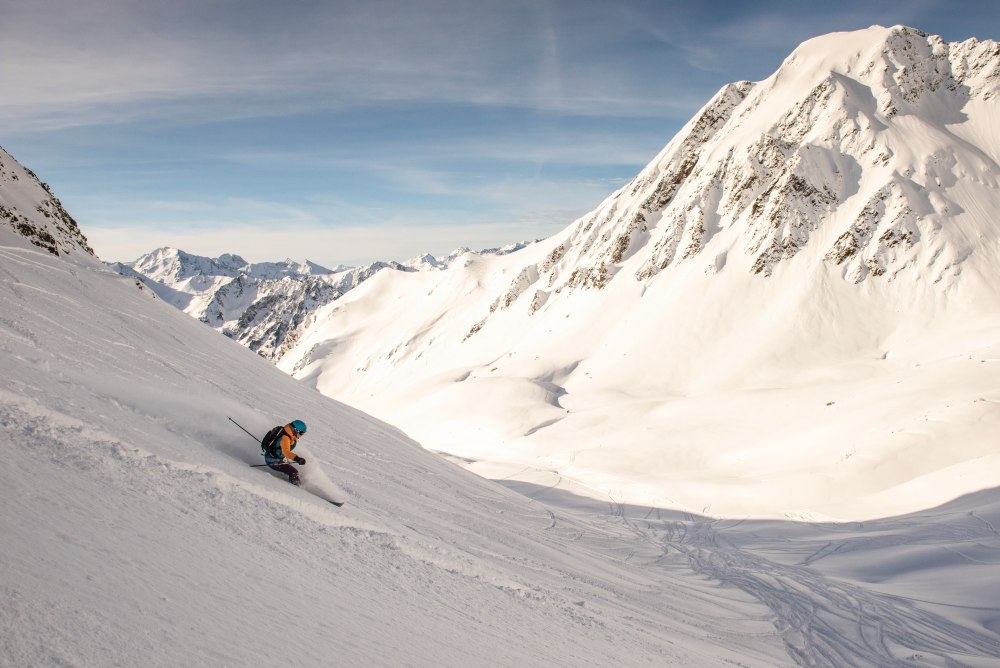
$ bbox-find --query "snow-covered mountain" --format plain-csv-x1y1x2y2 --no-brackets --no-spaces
464,24,1000,302
110,247,418,358
3,82,1000,665
276,25,1000,521
0,145,94,258
112,242,536,360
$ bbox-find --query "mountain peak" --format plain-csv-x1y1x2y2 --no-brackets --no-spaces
472,25,998,309
0,146,95,260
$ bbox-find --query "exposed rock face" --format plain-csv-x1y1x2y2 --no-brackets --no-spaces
475,26,1000,329
0,146,94,258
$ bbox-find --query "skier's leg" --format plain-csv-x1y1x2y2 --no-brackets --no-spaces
267,462,301,485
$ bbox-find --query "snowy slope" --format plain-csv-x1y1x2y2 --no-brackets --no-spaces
2,236,1000,666
3,141,1000,666
0,233,773,666
280,26,1000,521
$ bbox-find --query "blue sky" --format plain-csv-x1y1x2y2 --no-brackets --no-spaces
3,0,998,267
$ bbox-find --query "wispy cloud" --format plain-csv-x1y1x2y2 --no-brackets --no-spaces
6,0,996,132
1,0,737,132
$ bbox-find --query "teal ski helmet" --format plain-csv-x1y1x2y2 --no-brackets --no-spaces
290,419,307,435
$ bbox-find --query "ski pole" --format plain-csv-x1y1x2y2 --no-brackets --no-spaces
228,416,260,443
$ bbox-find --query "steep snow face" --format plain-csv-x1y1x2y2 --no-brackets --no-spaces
281,26,1000,520
0,146,94,260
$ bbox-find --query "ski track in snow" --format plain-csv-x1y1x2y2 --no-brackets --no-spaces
520,483,1000,667
674,518,1000,665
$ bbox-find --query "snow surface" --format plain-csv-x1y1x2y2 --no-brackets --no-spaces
2,222,1000,666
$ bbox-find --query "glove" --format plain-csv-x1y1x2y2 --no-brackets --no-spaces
294,456,306,465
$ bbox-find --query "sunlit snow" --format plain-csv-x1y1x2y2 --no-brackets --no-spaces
3,24,1000,667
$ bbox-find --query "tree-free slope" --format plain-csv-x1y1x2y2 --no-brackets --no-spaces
1,234,794,666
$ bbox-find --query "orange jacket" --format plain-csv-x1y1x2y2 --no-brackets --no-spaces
274,423,299,460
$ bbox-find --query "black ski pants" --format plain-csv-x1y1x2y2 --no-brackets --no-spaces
267,461,300,484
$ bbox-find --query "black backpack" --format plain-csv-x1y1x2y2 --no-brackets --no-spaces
260,425,284,458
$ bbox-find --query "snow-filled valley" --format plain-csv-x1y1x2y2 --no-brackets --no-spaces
4,23,1000,667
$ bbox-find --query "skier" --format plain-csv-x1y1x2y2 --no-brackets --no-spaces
263,419,308,485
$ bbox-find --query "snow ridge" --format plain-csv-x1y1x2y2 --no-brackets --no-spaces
501,25,1000,307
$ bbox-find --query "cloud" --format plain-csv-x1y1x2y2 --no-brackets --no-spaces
6,0,996,135
0,0,737,133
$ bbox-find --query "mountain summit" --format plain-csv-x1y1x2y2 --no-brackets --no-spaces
0,146,94,259
501,25,999,299
278,25,1000,520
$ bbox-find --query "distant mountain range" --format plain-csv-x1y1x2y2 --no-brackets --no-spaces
108,243,534,359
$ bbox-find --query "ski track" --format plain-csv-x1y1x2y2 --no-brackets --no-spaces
681,528,999,665
515,475,1000,667
612,509,1000,666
